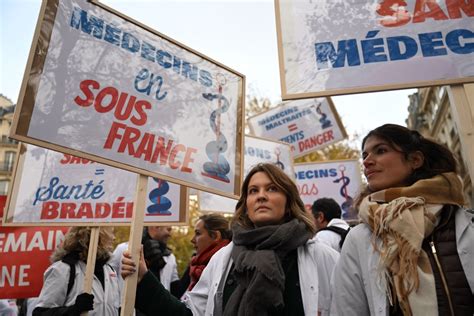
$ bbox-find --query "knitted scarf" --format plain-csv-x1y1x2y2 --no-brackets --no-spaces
358,173,465,316
223,218,311,316
188,239,230,291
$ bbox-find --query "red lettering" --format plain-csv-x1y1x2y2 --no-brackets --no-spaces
446,0,474,18
126,202,133,218
104,121,126,149
60,154,71,164
377,0,411,27
413,0,448,23
95,86,118,113
60,203,77,219
40,202,59,219
74,79,151,126
117,125,141,155
95,203,111,218
169,144,185,169
181,147,197,173
76,203,93,218
131,100,152,126
134,132,155,161
74,79,100,107
151,137,174,165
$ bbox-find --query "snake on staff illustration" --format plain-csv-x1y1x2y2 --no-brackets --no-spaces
201,74,231,183
273,148,285,170
332,165,355,219
147,177,172,215
311,101,332,129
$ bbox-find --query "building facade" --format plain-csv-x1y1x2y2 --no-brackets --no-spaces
0,94,18,196
407,86,473,207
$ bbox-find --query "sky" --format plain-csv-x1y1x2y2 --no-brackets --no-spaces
0,0,416,146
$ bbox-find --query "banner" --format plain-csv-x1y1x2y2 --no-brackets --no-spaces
247,98,346,157
294,160,362,220
4,144,187,225
199,135,294,213
275,0,474,99
11,0,245,199
0,196,69,298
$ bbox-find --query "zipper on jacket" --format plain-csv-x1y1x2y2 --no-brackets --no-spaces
429,238,454,316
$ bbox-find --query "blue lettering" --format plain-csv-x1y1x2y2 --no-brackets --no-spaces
446,29,474,54
70,7,103,39
361,30,388,63
419,31,447,57
315,39,360,69
104,24,121,46
121,32,140,53
387,36,418,61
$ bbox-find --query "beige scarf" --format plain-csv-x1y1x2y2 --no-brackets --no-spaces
358,173,465,316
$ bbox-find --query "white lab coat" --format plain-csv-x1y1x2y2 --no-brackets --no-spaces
110,242,178,292
314,218,350,252
35,261,121,316
330,207,474,315
182,239,339,316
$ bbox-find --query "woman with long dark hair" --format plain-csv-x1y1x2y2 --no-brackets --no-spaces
331,124,474,315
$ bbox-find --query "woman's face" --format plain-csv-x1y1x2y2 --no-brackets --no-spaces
362,136,415,191
246,171,287,227
191,219,217,256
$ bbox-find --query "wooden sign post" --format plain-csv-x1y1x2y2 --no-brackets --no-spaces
81,227,100,316
121,174,148,316
447,83,474,194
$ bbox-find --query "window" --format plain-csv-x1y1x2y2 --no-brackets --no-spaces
0,180,9,195
4,151,16,171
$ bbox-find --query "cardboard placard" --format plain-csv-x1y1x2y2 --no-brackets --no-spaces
275,0,474,99
294,159,362,220
10,0,245,199
247,97,346,157
4,144,187,226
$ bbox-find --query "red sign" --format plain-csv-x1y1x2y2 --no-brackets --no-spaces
0,196,69,298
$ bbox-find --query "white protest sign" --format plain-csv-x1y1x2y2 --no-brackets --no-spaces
199,135,293,213
275,0,474,99
11,0,244,199
247,98,346,157
294,160,362,220
4,144,187,225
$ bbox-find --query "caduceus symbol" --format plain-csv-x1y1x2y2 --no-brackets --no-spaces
201,73,231,183
147,178,172,215
274,148,285,170
332,165,355,219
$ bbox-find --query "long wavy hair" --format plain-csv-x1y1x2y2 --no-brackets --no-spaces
51,227,114,263
232,163,316,234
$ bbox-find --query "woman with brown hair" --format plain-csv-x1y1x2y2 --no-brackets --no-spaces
331,124,474,315
33,227,120,316
122,163,339,315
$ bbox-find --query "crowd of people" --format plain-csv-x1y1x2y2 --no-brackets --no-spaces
7,124,473,316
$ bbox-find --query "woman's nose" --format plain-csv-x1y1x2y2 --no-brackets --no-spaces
256,189,268,201
362,154,374,168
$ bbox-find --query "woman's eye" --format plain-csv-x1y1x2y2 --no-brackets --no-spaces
268,186,278,192
248,188,257,194
376,147,388,155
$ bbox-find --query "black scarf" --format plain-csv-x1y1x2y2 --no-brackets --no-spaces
223,219,311,316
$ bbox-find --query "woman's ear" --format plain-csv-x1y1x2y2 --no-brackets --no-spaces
212,230,222,241
409,151,425,170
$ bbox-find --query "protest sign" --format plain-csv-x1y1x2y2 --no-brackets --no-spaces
247,98,346,157
4,144,187,225
199,135,293,213
275,0,474,99
10,0,245,199
0,196,69,299
294,159,362,220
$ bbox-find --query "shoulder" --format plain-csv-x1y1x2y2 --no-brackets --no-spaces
327,218,350,229
303,238,339,262
113,242,129,254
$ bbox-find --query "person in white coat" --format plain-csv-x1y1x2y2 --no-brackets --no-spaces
110,226,178,293
311,197,350,252
331,124,474,316
33,227,121,316
122,163,339,315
